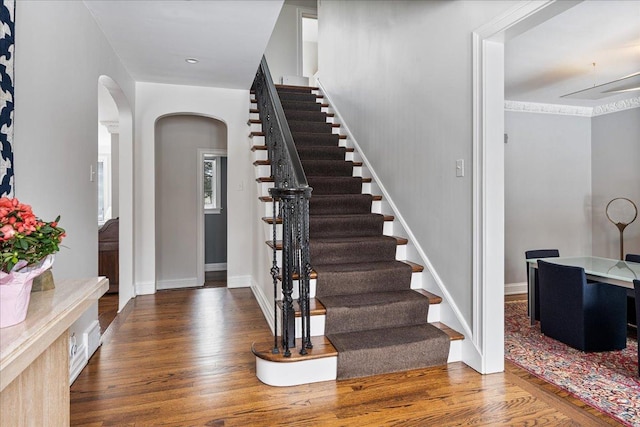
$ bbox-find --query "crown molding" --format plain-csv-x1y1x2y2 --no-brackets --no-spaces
505,96,640,118
504,100,592,117
591,97,640,117
100,120,119,134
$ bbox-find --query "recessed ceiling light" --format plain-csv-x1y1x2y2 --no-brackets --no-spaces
185,58,199,64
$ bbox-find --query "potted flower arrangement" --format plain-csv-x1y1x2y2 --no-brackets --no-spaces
0,197,65,328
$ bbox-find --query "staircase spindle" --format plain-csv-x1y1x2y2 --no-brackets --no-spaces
252,56,312,358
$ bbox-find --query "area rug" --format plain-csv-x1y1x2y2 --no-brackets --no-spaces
505,300,640,426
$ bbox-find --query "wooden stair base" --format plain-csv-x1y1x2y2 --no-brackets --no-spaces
252,321,463,364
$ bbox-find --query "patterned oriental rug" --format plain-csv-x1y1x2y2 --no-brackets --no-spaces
505,300,640,426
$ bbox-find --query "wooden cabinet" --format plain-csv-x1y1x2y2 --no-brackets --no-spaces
98,218,119,294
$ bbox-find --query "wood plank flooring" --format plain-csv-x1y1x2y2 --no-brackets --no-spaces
71,288,621,426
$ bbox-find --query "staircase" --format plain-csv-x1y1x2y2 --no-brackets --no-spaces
250,83,463,386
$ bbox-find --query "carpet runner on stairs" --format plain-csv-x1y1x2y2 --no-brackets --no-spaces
276,85,450,379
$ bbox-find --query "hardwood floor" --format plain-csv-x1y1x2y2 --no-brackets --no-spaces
71,288,620,426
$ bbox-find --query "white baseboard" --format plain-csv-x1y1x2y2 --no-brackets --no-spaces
205,263,227,272
69,320,101,385
157,277,199,290
85,320,101,357
135,281,156,295
505,281,527,295
227,275,251,288
251,279,275,334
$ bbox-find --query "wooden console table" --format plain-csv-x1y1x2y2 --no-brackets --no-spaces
0,277,108,426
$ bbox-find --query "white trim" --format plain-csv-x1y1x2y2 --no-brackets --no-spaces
227,275,252,289
255,355,337,387
252,278,276,334
197,148,228,292
473,0,579,374
135,280,156,295
505,282,527,295
504,97,640,117
100,120,119,134
592,96,640,117
504,100,593,117
157,277,200,290
205,262,227,272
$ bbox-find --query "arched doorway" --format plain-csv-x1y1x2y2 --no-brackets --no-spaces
98,75,134,312
154,114,228,289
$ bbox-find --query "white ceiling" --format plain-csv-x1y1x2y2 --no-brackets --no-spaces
83,0,284,90
505,0,640,107
84,0,638,107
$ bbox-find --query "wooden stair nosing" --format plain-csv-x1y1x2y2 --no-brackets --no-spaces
259,194,381,203
266,235,408,250
262,214,394,225
252,335,337,363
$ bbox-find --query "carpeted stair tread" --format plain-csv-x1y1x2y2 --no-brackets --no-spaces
310,235,399,265
283,110,329,123
277,91,318,103
289,120,334,134
314,261,413,296
319,290,430,335
282,100,322,112
310,213,384,238
310,194,373,215
302,160,353,177
292,132,340,147
307,177,363,195
327,324,451,379
297,146,347,161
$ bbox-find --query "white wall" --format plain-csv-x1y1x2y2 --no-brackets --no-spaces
155,115,226,289
504,111,592,287
264,2,317,84
13,0,135,367
134,82,252,294
318,0,517,328
592,107,640,259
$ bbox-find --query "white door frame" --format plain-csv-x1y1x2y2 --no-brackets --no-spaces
471,0,582,373
197,148,228,287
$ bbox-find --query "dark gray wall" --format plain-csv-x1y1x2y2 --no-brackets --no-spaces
591,108,640,259
205,157,227,264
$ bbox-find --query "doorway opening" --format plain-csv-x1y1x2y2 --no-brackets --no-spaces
301,14,318,85
154,114,228,290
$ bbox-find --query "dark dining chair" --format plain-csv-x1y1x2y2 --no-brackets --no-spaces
538,260,627,352
525,249,560,321
634,279,640,376
625,254,640,327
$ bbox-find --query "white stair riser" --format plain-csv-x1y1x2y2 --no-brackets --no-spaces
252,149,268,163
251,135,265,145
255,356,337,387
249,122,262,132
255,164,270,178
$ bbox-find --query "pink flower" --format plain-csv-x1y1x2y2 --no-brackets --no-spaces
0,224,15,241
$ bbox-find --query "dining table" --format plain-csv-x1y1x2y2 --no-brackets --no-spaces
526,256,640,326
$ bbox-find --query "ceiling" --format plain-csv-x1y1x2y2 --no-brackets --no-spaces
84,0,284,90
84,1,638,107
505,0,640,107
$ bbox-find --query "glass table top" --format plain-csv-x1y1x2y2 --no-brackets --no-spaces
527,256,640,283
